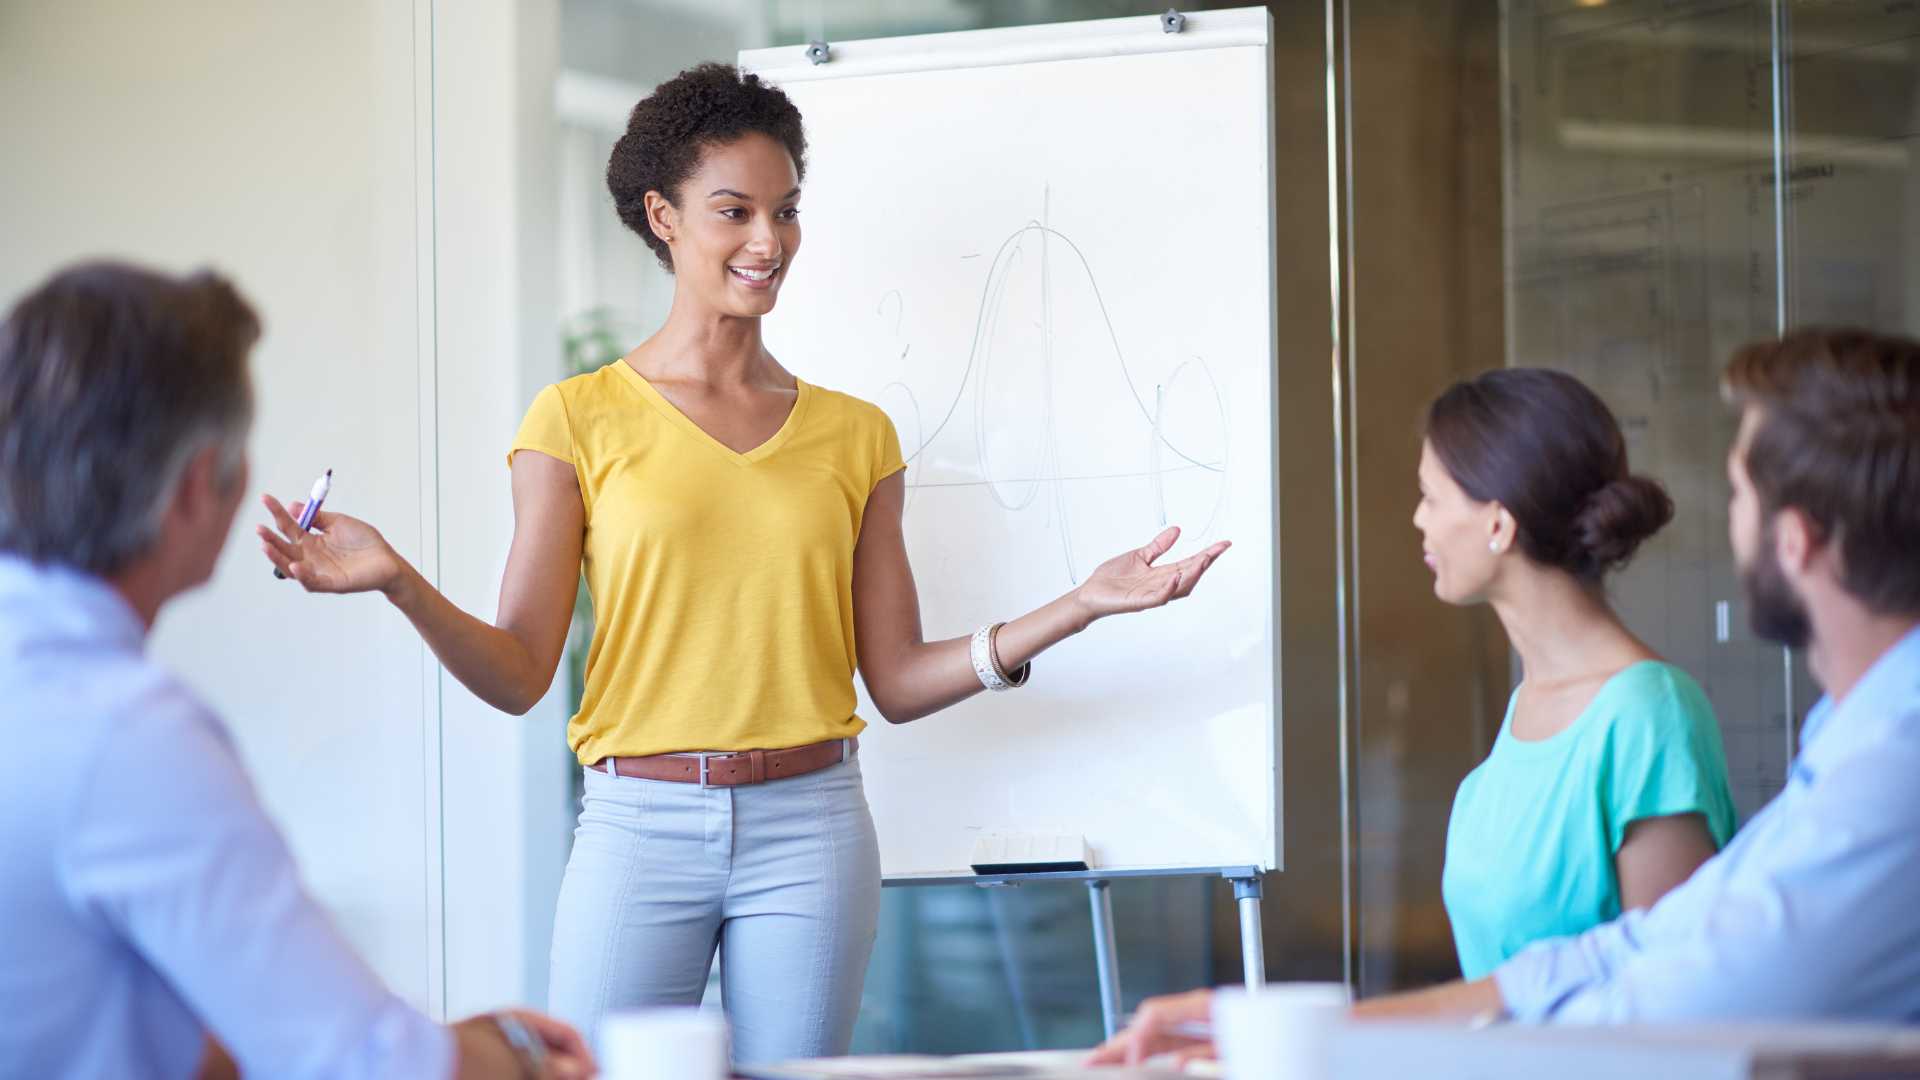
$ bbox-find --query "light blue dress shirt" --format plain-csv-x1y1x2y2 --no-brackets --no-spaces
1495,624,1920,1023
0,556,450,1078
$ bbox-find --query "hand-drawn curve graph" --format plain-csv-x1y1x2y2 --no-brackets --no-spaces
869,196,1231,584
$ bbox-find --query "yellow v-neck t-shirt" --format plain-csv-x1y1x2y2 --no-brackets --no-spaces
509,361,905,763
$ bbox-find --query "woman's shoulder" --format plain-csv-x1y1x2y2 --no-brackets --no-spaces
800,381,900,443
1595,660,1718,736
802,380,887,421
550,362,627,402
521,364,630,426
1606,659,1708,700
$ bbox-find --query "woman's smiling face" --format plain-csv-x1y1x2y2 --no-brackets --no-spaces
649,131,802,319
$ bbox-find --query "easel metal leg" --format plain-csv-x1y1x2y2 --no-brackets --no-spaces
1088,880,1122,1039
1234,875,1266,987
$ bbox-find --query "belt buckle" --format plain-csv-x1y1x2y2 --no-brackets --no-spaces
698,754,710,788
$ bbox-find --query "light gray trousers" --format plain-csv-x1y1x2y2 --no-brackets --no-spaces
547,752,881,1066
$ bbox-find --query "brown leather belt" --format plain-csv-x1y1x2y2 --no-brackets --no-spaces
591,737,856,787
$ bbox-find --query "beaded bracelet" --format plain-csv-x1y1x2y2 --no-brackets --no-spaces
970,622,1031,691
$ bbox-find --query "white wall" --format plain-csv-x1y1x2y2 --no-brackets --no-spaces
431,0,574,1015
0,0,570,1016
0,1,436,1004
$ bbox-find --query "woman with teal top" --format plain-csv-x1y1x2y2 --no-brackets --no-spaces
1415,368,1739,980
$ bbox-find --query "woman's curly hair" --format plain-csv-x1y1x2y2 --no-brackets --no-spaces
607,62,808,272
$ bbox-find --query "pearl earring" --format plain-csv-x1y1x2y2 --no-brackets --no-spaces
1489,540,1501,554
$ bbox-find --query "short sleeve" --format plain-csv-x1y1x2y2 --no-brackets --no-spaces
508,383,574,468
1602,668,1737,852
871,407,906,491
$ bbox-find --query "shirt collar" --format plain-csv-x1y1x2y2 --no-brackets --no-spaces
0,554,147,655
1794,624,1920,780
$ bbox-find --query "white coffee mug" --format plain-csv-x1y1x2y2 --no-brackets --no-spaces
599,1007,727,1080
1211,982,1352,1080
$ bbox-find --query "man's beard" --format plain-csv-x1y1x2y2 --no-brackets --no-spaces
1742,523,1812,649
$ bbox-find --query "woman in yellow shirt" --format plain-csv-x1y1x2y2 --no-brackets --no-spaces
257,63,1227,1065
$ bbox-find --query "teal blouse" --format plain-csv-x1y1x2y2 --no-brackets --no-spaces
1441,661,1738,980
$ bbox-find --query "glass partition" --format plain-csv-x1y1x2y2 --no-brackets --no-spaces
1781,1,1920,333
1339,0,1904,995
1502,0,1792,826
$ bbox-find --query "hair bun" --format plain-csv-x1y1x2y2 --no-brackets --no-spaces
1573,475,1674,576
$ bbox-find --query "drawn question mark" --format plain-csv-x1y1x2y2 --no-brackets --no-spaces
876,289,910,363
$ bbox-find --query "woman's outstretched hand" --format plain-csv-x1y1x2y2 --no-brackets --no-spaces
1073,526,1230,623
256,493,407,595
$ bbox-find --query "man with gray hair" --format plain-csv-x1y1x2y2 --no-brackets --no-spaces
0,262,593,1079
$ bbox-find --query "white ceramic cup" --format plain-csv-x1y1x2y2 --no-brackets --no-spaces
1210,982,1352,1080
598,1007,728,1080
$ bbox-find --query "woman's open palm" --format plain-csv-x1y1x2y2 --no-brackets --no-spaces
1075,526,1230,620
256,494,404,595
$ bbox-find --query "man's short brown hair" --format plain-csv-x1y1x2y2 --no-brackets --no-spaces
1724,327,1920,617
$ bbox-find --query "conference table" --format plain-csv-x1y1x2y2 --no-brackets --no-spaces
733,1023,1920,1079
